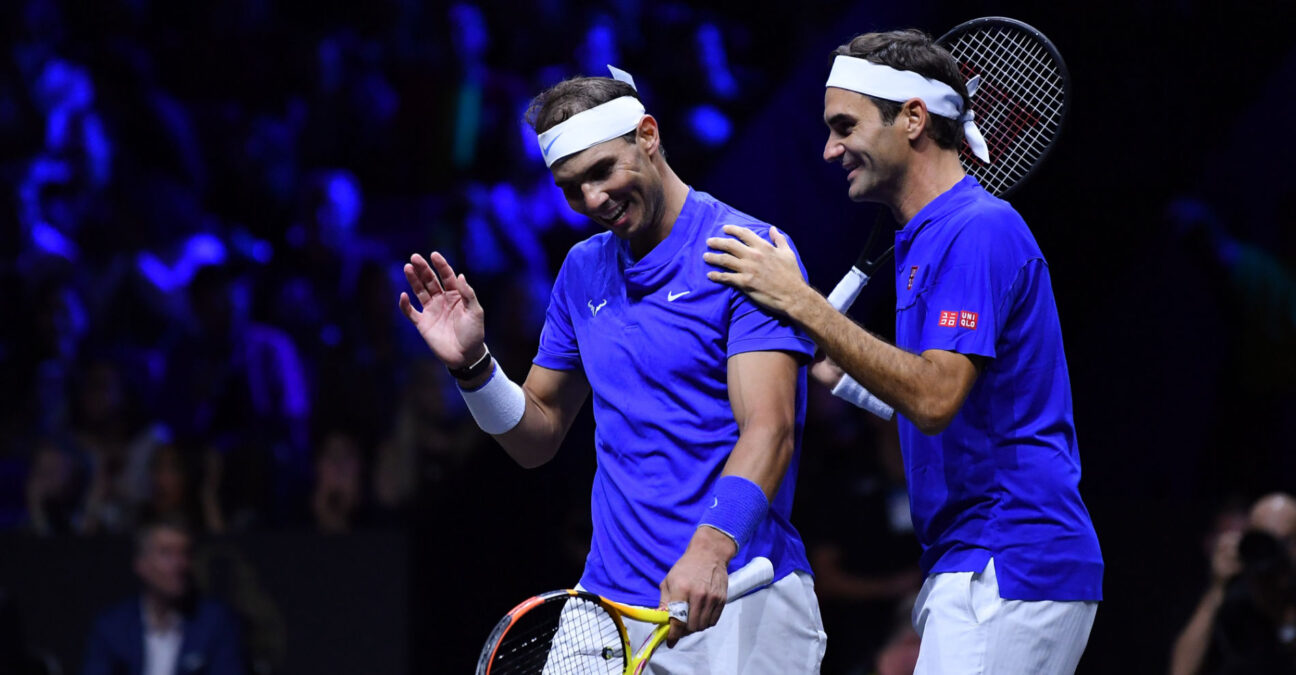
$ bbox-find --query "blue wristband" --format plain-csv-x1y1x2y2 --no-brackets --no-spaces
697,475,769,550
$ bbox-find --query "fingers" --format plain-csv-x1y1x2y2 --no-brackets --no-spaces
456,273,478,306
706,270,740,286
398,292,419,324
666,618,685,648
770,225,789,249
720,224,767,247
428,252,459,292
702,251,743,272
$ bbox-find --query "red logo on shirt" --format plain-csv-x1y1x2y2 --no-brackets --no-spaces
938,311,958,327
907,266,919,290
959,311,979,329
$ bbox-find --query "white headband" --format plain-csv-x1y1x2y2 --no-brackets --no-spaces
536,66,646,168
826,55,989,163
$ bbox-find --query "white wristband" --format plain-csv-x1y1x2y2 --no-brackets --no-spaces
460,366,526,434
831,374,895,421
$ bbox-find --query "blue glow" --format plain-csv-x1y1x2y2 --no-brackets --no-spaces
696,24,738,100
31,222,78,260
688,105,732,146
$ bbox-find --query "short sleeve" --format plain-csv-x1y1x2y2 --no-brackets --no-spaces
724,226,816,361
915,221,1029,359
534,259,582,371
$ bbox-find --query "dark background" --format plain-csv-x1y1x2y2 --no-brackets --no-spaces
1,0,1293,673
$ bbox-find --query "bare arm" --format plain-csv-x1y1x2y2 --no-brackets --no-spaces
1169,531,1240,675
788,292,980,435
661,349,801,645
705,225,979,434
483,364,590,468
399,252,589,467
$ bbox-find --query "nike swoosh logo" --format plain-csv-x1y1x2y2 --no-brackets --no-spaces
543,133,562,158
668,291,691,302
710,497,718,508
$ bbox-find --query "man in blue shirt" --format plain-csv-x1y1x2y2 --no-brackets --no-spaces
399,70,826,672
705,30,1102,674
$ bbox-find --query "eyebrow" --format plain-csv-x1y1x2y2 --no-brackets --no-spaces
556,156,617,189
825,113,856,129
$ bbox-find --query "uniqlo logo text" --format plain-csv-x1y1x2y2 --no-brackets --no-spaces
959,311,979,329
938,311,958,327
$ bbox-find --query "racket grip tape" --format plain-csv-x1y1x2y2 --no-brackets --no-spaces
826,267,870,312
831,374,895,420
726,556,774,600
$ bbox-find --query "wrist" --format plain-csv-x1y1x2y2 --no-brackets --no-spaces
448,344,491,380
785,284,826,325
692,525,739,562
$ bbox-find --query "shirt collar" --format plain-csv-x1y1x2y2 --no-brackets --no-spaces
896,175,980,244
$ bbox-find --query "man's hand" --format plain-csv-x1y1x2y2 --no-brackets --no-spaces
704,225,811,316
659,526,737,647
399,252,487,368
810,354,845,390
1210,530,1242,588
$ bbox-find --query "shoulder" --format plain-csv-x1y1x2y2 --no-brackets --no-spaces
97,597,139,624
940,188,1041,261
192,597,239,626
692,191,787,246
556,231,615,279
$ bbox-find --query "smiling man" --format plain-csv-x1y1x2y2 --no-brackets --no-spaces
399,69,825,672
704,31,1103,674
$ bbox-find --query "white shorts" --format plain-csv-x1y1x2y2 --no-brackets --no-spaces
912,558,1097,675
623,570,827,674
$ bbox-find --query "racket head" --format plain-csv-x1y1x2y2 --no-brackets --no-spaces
937,16,1071,198
476,589,630,675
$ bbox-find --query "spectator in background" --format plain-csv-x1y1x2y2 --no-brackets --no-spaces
1170,492,1296,674
24,438,83,535
82,517,244,675
310,429,364,534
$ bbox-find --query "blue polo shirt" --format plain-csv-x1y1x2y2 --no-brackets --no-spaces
534,188,816,607
893,175,1103,601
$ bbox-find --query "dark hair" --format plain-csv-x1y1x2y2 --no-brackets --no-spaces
523,77,661,163
134,514,192,557
833,30,968,150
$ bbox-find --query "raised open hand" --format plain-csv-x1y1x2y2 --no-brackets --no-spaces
398,252,486,368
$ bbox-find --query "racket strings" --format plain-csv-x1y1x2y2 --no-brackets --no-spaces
485,596,624,674
945,26,1066,196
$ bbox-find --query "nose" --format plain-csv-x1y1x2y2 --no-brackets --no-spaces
823,135,844,163
581,183,607,212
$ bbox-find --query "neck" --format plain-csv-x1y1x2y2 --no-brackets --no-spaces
630,160,690,259
889,148,966,224
142,593,179,629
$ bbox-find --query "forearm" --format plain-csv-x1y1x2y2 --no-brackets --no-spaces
720,422,795,500
490,388,570,468
458,360,586,469
1169,585,1225,675
788,289,963,433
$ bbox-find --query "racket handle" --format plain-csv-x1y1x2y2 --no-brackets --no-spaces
826,266,870,312
831,374,895,420
726,556,774,600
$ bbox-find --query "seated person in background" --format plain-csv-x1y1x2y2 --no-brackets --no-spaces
82,517,244,675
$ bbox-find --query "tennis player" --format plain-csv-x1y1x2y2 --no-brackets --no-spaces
704,30,1102,673
400,68,826,672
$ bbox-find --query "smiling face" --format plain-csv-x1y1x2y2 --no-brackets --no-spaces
822,88,912,205
550,120,668,249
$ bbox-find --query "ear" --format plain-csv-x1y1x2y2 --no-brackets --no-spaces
900,98,928,142
636,115,661,156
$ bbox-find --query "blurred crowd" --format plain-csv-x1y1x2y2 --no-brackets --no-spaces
0,0,928,672
0,0,800,539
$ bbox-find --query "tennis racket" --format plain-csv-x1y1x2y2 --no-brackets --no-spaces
475,556,775,675
826,17,1071,418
